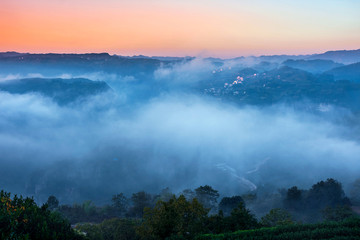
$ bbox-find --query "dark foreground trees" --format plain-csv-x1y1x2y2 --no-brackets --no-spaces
2,178,358,240
137,195,208,240
0,190,84,240
284,178,352,222
137,195,259,239
218,196,244,216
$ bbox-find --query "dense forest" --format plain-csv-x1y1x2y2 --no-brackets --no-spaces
1,178,360,239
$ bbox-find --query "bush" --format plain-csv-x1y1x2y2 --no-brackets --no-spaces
196,217,360,240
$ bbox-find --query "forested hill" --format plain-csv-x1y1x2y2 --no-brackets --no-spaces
0,77,112,104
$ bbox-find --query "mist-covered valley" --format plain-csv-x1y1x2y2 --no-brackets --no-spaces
1,49,360,207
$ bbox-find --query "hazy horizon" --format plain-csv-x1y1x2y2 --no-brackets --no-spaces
1,0,360,58
1,48,360,59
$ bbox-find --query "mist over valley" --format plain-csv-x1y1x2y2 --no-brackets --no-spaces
1,49,360,206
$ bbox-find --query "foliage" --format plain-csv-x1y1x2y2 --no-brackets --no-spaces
3,177,357,240
350,178,360,205
57,202,114,224
196,217,360,240
76,218,140,240
284,186,302,210
241,193,257,203
181,189,195,201
218,196,244,216
260,208,294,227
0,190,84,240
322,205,356,222
306,178,349,210
128,191,154,218
111,193,129,217
153,188,174,203
284,178,352,222
137,195,209,240
205,202,258,234
57,203,99,224
195,186,220,211
225,202,259,231
46,195,59,211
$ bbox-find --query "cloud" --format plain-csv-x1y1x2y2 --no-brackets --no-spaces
1,58,360,205
0,73,45,82
1,89,360,204
154,58,214,84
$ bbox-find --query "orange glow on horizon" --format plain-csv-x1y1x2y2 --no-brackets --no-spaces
1,0,359,57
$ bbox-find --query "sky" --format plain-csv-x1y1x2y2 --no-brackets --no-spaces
1,0,359,57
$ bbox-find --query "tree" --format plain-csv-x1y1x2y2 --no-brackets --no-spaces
82,200,97,216
195,185,219,211
287,186,302,201
225,202,258,231
127,191,153,218
241,193,257,204
137,195,208,240
260,208,294,227
181,189,195,201
46,195,59,211
350,178,360,205
306,178,350,210
111,193,129,217
284,186,303,210
322,205,355,222
153,188,174,203
219,196,244,216
0,190,84,240
204,212,226,234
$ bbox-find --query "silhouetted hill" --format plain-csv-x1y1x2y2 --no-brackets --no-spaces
0,51,29,58
0,53,162,77
282,59,343,73
308,49,360,64
326,62,360,82
252,61,279,72
239,68,258,75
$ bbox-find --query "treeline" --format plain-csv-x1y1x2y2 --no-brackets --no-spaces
51,178,356,225
1,178,359,240
52,186,229,224
66,178,359,240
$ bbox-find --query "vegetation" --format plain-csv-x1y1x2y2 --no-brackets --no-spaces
1,178,359,240
196,217,360,240
283,178,352,222
137,195,208,240
76,218,140,240
218,196,244,216
260,208,294,227
0,190,84,240
195,185,220,212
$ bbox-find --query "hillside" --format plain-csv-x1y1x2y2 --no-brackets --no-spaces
0,78,112,104
326,62,360,82
282,59,343,73
307,49,360,64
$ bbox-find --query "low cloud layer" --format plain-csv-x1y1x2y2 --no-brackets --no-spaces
1,86,360,204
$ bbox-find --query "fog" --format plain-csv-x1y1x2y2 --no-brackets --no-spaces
1,58,360,204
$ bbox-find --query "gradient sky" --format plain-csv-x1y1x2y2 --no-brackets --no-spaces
1,0,359,57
